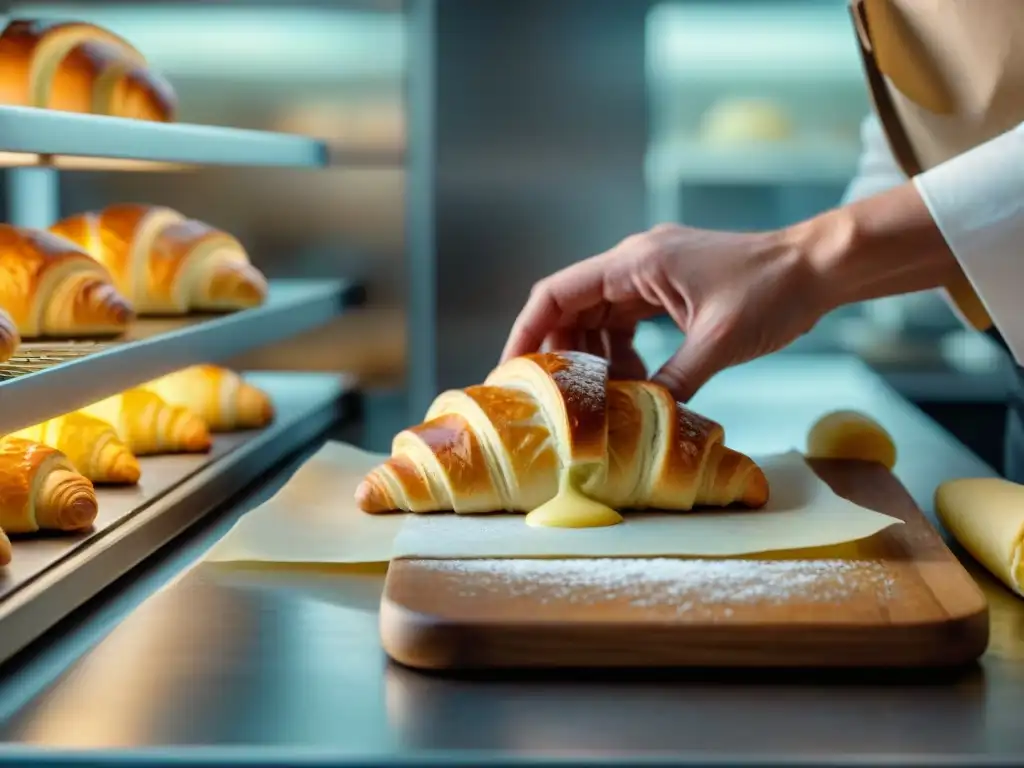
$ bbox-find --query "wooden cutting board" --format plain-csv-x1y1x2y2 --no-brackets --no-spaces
380,459,989,670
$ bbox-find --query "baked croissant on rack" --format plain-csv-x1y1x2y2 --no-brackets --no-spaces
357,351,769,515
10,412,140,485
0,19,176,121
81,389,211,456
51,205,268,316
0,308,18,362
142,365,274,432
0,224,133,338
0,436,98,533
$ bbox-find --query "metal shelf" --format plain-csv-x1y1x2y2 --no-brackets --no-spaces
0,279,363,435
0,106,327,169
0,371,353,666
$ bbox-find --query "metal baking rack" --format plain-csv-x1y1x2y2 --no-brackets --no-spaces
0,97,369,663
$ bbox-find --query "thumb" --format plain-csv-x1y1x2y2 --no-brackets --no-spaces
651,330,726,403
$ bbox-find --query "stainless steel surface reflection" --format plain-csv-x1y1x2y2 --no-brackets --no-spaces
1,565,396,749
1,357,1024,765
0,563,1020,761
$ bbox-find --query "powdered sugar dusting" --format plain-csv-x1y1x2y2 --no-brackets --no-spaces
424,558,896,614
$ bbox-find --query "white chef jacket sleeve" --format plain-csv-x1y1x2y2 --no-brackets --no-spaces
914,121,1024,364
841,114,907,204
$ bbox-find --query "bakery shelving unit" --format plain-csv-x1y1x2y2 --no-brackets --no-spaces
0,106,363,664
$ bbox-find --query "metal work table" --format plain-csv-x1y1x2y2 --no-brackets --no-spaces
0,354,1021,767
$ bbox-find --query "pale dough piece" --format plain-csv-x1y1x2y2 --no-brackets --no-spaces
936,477,1024,597
806,410,897,470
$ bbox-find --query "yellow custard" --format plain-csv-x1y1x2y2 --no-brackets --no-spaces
525,475,623,529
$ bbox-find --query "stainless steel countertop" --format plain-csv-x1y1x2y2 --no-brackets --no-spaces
0,355,1021,767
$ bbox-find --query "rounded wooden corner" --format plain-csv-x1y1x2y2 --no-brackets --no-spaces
379,593,466,671
933,602,990,667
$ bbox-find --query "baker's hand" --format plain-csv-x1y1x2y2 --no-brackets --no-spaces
501,222,828,402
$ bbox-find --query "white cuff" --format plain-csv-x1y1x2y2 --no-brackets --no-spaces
913,123,1024,364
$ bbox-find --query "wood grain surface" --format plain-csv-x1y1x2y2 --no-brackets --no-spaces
380,459,989,670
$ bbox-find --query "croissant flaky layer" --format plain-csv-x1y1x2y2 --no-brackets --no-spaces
81,389,212,456
51,205,268,316
11,412,141,484
0,224,133,337
0,436,98,533
141,365,274,432
0,19,176,121
357,351,769,515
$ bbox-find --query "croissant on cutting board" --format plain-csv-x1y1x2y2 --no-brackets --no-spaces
51,205,268,316
81,388,211,456
357,351,769,515
0,436,98,534
11,412,140,485
0,224,133,338
0,527,10,567
0,308,18,362
0,19,176,121
142,365,274,432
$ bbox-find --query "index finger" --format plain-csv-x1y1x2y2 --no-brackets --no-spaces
501,256,609,362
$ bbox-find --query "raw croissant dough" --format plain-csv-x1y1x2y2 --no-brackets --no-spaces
141,365,274,432
81,389,211,456
11,412,140,484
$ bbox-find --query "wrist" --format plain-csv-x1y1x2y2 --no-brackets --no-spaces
781,183,963,310
781,206,860,312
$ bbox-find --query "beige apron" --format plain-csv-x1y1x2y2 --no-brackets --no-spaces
849,0,1024,332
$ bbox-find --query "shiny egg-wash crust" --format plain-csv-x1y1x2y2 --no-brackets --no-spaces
0,225,132,338
51,205,268,316
357,351,769,515
0,19,176,121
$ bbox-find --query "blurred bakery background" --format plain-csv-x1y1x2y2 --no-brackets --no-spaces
0,0,1010,465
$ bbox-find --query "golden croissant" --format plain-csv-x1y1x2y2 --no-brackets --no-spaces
0,19,176,121
81,389,211,456
0,224,133,337
0,308,18,362
0,436,98,533
51,204,268,315
141,364,274,432
10,412,140,484
357,351,768,514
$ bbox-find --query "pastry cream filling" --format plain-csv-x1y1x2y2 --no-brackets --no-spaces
525,467,623,529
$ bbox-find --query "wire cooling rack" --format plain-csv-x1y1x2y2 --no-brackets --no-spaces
0,341,122,381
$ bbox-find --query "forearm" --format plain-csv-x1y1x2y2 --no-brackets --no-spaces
790,182,963,311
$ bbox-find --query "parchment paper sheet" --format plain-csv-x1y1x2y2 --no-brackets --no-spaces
204,442,403,564
391,451,902,558
206,442,902,565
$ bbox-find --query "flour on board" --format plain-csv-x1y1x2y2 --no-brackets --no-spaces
423,558,897,613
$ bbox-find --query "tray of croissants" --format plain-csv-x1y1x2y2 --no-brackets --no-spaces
0,363,275,570
0,201,269,368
